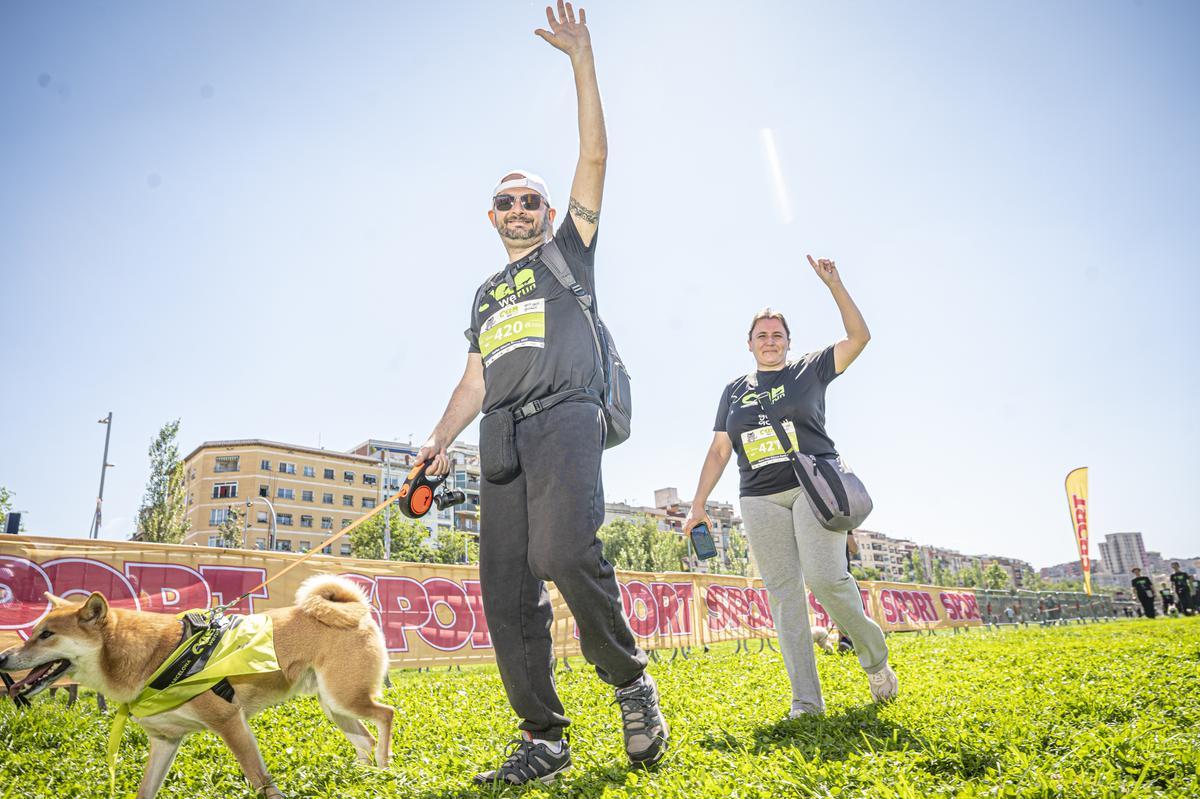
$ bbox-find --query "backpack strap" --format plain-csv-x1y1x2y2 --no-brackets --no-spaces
539,239,607,381
748,374,837,523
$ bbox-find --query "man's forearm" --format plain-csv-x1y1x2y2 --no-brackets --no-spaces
432,380,485,446
572,47,606,164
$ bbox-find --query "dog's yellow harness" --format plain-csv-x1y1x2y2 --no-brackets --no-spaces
107,612,279,796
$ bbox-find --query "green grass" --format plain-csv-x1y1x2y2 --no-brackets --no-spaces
3,619,1198,798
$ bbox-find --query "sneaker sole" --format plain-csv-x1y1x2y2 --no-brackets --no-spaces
628,733,669,768
472,761,572,787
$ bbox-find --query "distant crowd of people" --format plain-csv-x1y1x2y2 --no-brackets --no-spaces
1130,562,1197,619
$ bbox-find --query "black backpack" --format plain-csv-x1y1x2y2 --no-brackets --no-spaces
538,239,632,448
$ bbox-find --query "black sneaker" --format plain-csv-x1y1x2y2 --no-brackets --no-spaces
614,673,669,767
472,735,572,786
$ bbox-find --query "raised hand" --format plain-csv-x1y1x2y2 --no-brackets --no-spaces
535,0,591,59
807,254,843,288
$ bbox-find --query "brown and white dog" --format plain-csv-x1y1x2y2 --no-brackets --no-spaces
0,574,393,799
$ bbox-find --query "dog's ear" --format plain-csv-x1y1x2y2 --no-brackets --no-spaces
44,592,76,608
78,592,109,625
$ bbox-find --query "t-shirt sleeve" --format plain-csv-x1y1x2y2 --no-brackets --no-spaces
464,289,481,353
552,212,597,294
812,345,839,384
713,383,733,433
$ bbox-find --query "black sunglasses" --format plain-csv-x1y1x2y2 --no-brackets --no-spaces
493,193,543,212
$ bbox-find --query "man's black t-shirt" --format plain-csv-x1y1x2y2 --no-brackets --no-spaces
465,214,604,414
1131,575,1155,600
1170,571,1191,594
713,346,840,497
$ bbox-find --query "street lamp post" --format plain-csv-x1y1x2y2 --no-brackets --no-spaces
245,497,278,551
88,413,114,539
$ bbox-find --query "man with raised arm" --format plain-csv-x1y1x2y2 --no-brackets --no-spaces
414,2,667,786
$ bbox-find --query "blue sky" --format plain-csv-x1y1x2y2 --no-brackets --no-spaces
1,1,1197,568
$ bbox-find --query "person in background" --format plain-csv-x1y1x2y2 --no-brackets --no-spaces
1169,562,1194,615
1131,568,1156,619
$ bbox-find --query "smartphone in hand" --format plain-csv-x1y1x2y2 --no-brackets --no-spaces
690,522,718,560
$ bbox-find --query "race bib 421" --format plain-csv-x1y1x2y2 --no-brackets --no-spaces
741,422,798,469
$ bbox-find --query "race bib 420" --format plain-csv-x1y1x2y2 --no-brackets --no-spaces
479,299,546,366
741,422,798,469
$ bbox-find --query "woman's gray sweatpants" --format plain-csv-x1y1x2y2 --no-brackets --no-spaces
740,486,889,713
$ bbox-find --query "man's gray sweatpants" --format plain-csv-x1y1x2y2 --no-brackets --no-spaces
741,486,889,714
479,399,647,741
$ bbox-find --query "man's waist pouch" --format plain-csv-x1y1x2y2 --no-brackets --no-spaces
480,388,600,484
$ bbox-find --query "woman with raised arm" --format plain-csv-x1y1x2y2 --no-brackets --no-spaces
683,255,897,717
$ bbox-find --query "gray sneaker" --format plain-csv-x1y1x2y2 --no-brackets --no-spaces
472,735,572,786
614,673,669,767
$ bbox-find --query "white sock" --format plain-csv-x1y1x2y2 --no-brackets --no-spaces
532,738,564,754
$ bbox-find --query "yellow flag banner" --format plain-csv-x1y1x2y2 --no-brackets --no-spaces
0,535,981,669
1065,467,1092,595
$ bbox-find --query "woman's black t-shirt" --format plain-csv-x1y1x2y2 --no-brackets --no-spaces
713,346,840,497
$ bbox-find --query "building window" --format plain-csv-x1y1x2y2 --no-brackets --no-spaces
362,497,376,509
322,545,333,554
257,511,268,524
343,471,355,483
259,485,269,498
363,474,377,486
208,535,225,547
276,539,292,552
212,482,238,499
260,459,271,471
301,515,313,528
255,538,266,550
277,488,295,500
341,519,351,528
278,513,293,526
322,493,334,504
303,466,315,478
340,542,352,556
279,462,296,474
302,490,314,502
342,495,354,507
324,468,335,480
321,517,333,530
298,542,310,553
209,508,231,526
214,455,240,473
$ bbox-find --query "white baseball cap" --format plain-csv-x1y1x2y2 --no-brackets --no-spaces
492,170,552,206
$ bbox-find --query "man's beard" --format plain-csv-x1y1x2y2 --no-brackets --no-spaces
499,214,547,241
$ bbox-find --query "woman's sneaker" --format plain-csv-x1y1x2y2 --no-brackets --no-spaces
867,664,899,702
472,735,572,786
614,673,669,766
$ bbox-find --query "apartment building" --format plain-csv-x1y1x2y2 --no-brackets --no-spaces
851,529,918,582
182,440,382,554
653,487,745,573
1098,532,1150,576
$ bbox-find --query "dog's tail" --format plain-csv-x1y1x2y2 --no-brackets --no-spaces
295,574,371,629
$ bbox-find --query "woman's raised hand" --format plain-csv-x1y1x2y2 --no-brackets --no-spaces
807,254,842,288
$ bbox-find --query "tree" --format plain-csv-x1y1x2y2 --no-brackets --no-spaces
957,564,980,588
216,505,244,548
932,559,950,587
350,512,431,561
136,420,190,543
599,515,688,573
981,562,1011,590
1022,568,1047,591
852,565,883,582
722,526,751,576
0,486,17,532
907,550,928,584
428,527,478,565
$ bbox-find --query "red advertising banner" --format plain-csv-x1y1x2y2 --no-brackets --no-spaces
0,536,979,668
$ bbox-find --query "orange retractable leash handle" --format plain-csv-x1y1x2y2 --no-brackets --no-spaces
396,460,465,518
